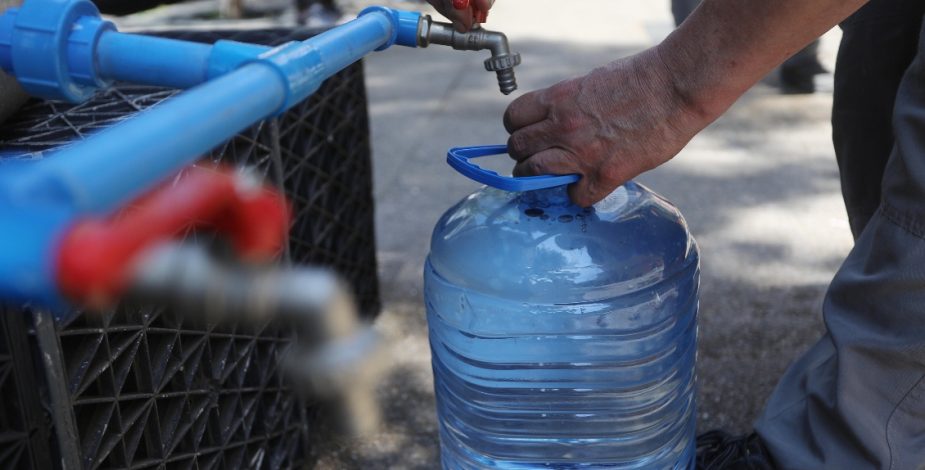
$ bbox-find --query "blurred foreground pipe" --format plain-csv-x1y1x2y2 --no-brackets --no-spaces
129,242,384,435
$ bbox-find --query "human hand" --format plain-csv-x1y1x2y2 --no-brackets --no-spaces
425,0,495,32
504,48,711,207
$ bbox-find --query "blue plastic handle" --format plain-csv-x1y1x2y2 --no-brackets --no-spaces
447,145,580,192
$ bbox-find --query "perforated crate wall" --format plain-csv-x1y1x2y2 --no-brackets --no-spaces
0,308,54,470
0,28,379,469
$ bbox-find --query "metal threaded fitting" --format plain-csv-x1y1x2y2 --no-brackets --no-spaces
494,68,517,95
484,53,521,95
484,53,521,72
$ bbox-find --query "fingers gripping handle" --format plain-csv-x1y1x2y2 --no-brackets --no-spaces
453,0,489,23
448,145,580,192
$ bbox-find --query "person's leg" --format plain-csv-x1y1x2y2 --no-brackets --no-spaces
832,0,925,239
779,40,825,94
671,0,701,27
296,0,340,26
296,0,313,23
755,7,925,469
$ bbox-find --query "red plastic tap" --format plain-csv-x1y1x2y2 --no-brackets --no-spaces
453,0,489,24
56,165,290,308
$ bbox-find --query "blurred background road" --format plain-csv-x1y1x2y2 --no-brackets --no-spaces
120,1,854,467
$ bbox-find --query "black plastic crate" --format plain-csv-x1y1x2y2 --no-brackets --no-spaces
0,308,54,470
0,28,379,469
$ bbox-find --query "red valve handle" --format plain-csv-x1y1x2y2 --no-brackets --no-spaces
453,0,489,24
57,165,290,307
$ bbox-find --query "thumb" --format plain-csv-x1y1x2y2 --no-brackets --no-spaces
450,8,474,32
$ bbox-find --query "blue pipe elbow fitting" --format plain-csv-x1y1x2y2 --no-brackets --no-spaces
0,0,113,102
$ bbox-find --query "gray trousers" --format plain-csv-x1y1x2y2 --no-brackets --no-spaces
754,4,925,469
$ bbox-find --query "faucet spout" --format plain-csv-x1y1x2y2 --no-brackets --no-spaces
417,15,521,95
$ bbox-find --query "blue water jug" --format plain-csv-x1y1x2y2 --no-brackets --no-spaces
425,146,700,469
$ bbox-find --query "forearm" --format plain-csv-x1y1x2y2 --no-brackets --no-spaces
660,0,868,121
504,0,871,206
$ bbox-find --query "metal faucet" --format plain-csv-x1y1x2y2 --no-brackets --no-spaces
417,15,522,95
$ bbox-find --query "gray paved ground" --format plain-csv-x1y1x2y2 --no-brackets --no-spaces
120,2,855,467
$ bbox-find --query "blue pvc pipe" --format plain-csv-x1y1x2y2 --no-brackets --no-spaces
96,32,275,89
92,10,405,91
262,11,396,110
16,64,286,215
207,40,272,79
14,9,418,216
0,204,74,309
0,3,422,95
96,32,214,89
306,12,395,75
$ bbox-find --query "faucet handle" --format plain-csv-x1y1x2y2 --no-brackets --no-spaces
453,0,489,23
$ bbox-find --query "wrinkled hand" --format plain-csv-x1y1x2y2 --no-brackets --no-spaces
504,48,708,207
426,0,495,32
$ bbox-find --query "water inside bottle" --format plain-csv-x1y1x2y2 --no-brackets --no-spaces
426,182,699,469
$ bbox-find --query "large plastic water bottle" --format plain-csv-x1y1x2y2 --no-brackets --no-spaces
424,146,699,469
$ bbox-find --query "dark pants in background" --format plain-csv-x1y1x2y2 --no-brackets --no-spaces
670,0,699,26
295,0,337,11
671,0,822,93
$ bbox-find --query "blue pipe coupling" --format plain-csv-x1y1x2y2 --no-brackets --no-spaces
0,0,113,102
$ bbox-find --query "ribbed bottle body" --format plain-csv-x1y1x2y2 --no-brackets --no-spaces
425,183,699,469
